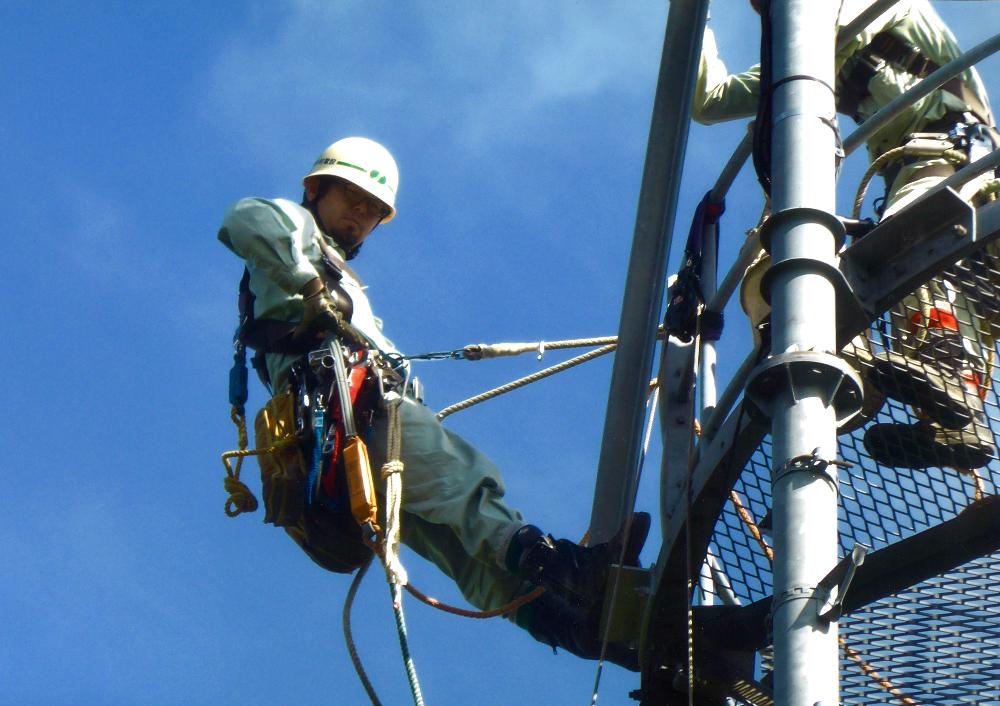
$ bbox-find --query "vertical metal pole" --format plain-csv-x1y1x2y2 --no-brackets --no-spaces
767,1,841,704
588,0,710,545
699,221,719,416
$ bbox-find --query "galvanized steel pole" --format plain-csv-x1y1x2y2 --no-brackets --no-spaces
588,0,710,544
745,1,858,704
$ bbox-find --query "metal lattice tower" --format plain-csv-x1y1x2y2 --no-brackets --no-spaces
586,1,1000,704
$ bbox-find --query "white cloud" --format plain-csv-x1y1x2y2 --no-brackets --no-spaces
198,1,665,169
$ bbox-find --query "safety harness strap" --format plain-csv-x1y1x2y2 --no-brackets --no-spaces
235,244,361,390
236,266,347,356
838,30,993,126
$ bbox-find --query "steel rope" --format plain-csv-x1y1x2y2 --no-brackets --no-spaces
389,579,425,706
436,344,617,420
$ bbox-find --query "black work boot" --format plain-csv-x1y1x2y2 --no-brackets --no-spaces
510,512,651,611
867,350,982,430
513,585,640,671
863,417,996,469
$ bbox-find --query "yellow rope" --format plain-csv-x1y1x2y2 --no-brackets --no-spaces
956,467,986,503
728,491,774,563
220,405,297,517
975,178,1000,201
841,640,917,705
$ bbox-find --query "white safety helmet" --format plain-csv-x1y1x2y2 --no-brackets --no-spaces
303,137,399,222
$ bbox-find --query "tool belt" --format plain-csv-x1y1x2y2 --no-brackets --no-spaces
882,117,1000,195
255,343,380,521
255,388,373,575
838,30,992,126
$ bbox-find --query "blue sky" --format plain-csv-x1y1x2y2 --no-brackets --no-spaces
3,2,999,705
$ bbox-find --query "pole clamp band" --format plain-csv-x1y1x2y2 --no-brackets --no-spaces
774,447,852,484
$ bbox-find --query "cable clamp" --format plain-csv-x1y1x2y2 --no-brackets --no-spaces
772,585,819,613
774,447,852,483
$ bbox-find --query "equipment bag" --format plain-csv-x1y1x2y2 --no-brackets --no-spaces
254,391,309,527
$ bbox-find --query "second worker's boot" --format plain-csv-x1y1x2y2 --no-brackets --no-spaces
863,415,996,469
867,350,982,430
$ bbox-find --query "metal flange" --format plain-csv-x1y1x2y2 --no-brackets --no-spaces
745,350,863,428
759,206,847,253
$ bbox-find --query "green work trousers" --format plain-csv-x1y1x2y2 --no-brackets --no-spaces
367,397,527,611
286,398,525,610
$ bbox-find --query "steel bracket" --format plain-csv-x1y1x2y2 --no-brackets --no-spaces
816,544,868,623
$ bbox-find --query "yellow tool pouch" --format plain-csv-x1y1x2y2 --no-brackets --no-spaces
254,391,308,527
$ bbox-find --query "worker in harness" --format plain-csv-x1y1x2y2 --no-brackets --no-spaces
694,0,999,470
217,137,648,669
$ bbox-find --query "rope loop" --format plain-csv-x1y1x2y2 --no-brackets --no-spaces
219,404,297,518
224,474,258,516
381,460,404,480
221,405,256,517
404,583,545,619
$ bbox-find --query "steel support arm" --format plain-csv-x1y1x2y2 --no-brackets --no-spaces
588,0,710,544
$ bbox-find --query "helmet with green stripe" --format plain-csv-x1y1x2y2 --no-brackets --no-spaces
303,137,399,222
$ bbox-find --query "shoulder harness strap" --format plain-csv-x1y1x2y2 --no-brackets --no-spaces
837,30,992,125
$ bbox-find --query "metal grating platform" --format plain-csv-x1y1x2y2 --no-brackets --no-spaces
710,285,1000,704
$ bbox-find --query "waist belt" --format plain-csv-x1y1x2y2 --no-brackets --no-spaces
838,30,992,127
240,319,312,355
923,111,984,134
236,261,358,390
882,117,1000,198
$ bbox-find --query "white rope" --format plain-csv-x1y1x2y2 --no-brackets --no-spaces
437,344,618,420
380,392,408,587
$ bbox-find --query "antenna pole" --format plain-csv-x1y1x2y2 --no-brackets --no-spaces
745,1,858,703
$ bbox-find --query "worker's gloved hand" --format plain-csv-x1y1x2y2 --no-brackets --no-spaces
293,277,343,341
